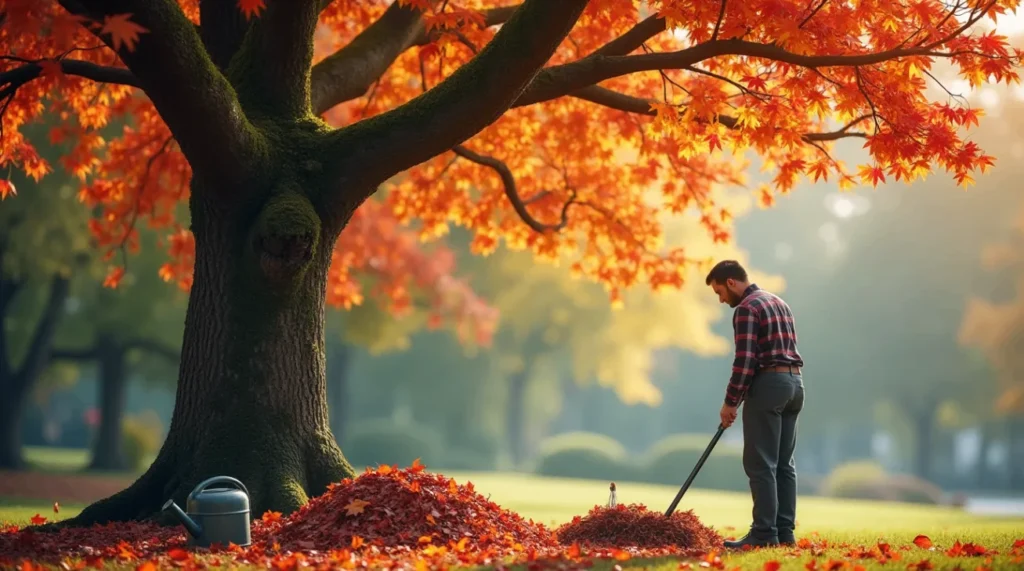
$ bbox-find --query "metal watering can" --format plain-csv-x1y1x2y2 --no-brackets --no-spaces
162,476,252,548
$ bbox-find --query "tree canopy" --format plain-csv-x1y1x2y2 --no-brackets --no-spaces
3,0,1019,310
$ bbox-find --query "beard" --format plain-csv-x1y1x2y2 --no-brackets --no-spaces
727,290,742,307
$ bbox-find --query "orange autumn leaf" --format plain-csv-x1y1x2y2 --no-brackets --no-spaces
409,458,426,473
261,511,282,524
28,514,46,525
763,561,781,571
103,266,125,289
0,179,16,199
344,499,370,516
913,534,933,549
99,13,148,51
166,548,190,561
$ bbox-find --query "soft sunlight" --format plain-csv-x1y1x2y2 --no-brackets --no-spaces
824,193,872,219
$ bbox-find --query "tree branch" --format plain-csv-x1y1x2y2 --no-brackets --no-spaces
591,14,667,57
51,346,99,362
513,37,1014,109
199,0,253,72
310,3,521,115
570,85,869,142
123,338,181,363
322,0,589,224
0,59,140,94
229,0,321,117
451,145,577,233
56,0,263,191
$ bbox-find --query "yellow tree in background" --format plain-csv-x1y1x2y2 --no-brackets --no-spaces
472,177,784,463
959,205,1024,414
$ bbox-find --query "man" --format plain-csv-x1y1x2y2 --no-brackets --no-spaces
705,260,805,549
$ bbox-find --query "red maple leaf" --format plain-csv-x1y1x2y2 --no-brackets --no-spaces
99,13,148,51
237,0,265,20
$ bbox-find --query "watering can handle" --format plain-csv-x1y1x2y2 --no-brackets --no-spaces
188,476,250,501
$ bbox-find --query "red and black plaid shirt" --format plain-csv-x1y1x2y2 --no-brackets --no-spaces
726,284,804,406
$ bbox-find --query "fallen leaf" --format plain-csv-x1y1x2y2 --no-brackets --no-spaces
913,534,933,549
344,499,370,515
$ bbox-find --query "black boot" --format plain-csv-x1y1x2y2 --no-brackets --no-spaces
724,532,779,549
778,532,796,547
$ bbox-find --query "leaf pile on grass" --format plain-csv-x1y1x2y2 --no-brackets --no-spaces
0,519,185,566
554,503,722,555
259,459,557,558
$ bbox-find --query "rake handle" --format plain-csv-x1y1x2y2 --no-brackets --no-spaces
664,423,727,517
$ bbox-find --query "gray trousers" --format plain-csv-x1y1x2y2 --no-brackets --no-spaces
741,371,805,539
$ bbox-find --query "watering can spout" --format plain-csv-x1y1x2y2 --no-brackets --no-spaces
162,498,203,539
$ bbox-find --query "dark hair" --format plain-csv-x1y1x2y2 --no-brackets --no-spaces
705,259,748,285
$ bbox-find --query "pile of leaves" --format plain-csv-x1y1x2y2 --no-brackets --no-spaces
554,503,722,554
0,519,186,565
258,461,557,557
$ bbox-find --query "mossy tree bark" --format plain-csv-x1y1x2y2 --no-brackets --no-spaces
52,0,590,525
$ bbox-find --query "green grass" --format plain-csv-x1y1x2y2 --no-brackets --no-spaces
3,468,1023,570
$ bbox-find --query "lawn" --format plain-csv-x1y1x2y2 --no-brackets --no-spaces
2,461,1023,570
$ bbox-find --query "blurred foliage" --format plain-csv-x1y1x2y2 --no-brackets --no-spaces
635,433,748,492
819,460,944,504
533,431,637,482
120,410,164,471
341,418,444,469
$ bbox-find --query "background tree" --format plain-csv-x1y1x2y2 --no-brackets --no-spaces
0,121,97,469
47,228,187,472
467,187,784,465
2,0,1019,524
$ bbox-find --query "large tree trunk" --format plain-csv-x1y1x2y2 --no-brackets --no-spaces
88,334,129,471
64,184,355,527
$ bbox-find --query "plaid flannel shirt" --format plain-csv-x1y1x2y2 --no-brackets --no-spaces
726,284,804,407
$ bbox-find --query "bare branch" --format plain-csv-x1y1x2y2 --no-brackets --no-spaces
311,3,520,115
452,145,576,233
712,1,728,41
321,0,589,225
799,0,828,29
55,0,263,191
0,59,140,93
51,346,99,362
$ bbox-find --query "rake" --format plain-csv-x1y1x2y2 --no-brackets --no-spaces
664,423,727,517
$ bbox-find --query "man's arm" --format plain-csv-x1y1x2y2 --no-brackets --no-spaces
725,305,759,406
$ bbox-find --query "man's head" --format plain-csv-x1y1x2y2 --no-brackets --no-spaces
705,260,750,308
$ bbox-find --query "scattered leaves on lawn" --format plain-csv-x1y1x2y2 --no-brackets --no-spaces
2,466,1023,570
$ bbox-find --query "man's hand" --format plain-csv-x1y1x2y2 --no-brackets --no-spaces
720,403,738,428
